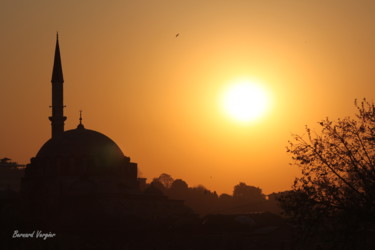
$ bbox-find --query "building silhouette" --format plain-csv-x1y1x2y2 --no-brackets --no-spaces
20,35,194,229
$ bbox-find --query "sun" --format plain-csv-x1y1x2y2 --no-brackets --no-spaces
221,80,270,123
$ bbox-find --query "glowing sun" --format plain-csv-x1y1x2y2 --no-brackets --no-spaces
222,80,270,123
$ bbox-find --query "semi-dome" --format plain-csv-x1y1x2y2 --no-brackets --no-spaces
36,125,125,165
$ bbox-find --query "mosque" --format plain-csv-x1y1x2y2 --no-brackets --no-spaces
20,35,193,228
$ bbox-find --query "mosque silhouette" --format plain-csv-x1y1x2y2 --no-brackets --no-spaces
20,35,194,229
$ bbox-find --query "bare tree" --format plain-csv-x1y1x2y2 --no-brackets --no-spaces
279,99,375,248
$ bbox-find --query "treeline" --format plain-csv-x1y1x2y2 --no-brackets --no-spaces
0,158,25,192
144,173,285,216
0,158,24,168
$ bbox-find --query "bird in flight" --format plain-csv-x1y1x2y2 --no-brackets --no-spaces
176,33,180,38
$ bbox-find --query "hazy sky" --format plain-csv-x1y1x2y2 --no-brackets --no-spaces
1,0,374,194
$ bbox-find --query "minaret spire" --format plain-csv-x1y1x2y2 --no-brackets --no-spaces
49,33,67,138
77,110,85,130
51,32,64,83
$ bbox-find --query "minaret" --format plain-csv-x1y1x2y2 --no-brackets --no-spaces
49,33,66,138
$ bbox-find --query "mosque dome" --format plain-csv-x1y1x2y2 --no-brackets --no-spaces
36,125,125,167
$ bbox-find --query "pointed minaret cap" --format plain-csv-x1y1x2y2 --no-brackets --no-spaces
51,32,64,83
77,110,85,130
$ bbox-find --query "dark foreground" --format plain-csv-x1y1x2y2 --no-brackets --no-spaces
1,211,295,250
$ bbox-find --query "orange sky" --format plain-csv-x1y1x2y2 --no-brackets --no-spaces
1,0,374,195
